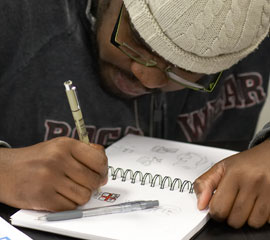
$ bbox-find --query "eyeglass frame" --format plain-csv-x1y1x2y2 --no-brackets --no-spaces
110,3,223,93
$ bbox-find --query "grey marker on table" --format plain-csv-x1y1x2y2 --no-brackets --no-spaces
38,200,159,221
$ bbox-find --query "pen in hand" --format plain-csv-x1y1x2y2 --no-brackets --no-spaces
64,80,89,144
64,80,102,192
38,200,159,221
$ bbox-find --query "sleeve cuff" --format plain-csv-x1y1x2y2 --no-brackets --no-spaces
249,122,270,148
0,140,11,148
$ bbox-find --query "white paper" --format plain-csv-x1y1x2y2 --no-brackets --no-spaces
0,217,32,240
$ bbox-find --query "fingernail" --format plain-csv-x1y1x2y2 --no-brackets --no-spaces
89,143,104,151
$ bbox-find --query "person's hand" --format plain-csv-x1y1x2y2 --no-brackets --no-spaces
0,137,108,212
194,139,270,229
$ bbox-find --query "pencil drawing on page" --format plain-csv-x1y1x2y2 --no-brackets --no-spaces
173,152,213,171
147,205,183,216
111,144,135,154
136,156,163,166
151,145,179,154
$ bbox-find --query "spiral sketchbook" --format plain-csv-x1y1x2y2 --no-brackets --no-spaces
11,134,237,240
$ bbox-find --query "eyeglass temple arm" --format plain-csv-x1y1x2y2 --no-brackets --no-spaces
110,4,124,47
166,71,205,90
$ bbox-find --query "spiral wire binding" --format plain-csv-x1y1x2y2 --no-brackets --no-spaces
108,166,194,193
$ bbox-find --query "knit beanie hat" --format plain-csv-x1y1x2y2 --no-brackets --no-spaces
123,0,270,74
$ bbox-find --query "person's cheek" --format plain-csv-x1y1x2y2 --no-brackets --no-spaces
131,62,168,88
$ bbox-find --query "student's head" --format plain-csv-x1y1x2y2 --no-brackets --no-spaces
92,0,270,98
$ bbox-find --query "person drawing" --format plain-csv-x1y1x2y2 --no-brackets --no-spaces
0,0,270,229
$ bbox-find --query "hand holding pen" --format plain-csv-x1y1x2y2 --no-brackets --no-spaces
0,82,108,212
64,80,108,192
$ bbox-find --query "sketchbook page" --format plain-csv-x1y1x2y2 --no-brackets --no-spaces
11,178,209,240
0,217,33,240
106,134,238,182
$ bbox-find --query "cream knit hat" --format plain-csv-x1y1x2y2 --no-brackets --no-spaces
123,0,270,74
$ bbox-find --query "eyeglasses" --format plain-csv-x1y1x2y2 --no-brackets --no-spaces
110,4,223,93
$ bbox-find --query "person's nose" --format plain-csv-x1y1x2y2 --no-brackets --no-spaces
130,61,169,89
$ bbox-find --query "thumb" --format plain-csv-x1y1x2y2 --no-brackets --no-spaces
193,161,225,210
